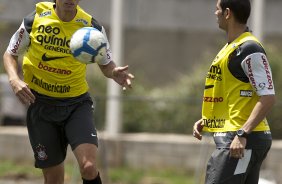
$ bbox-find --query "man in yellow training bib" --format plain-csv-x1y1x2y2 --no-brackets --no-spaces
3,0,134,183
193,0,275,183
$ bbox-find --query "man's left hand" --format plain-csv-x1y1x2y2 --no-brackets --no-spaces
112,65,135,90
230,136,247,159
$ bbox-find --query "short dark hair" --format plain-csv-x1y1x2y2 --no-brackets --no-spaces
220,0,251,24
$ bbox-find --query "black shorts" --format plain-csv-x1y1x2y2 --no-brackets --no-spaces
205,148,270,184
26,92,98,168
205,132,272,184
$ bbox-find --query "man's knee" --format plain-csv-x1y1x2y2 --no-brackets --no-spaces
80,160,98,179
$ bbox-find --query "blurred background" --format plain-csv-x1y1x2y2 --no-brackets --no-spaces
0,0,281,183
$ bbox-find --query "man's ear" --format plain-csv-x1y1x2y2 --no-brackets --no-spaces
225,8,231,20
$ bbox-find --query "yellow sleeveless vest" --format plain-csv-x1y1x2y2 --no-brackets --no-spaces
202,32,270,132
23,2,94,97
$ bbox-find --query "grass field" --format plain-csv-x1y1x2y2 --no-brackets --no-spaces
0,160,195,184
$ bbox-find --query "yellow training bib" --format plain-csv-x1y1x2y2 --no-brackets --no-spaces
202,32,270,132
23,2,95,97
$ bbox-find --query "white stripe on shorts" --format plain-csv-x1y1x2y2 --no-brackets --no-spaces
234,149,252,175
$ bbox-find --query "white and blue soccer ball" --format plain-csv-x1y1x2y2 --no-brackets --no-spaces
70,27,107,64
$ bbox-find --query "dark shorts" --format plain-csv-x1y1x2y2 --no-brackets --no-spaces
26,92,98,168
205,148,270,184
205,132,272,184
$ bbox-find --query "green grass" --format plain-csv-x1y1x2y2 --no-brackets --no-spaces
0,160,195,184
0,160,80,182
0,160,41,179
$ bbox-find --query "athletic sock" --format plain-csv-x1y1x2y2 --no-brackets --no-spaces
82,172,102,184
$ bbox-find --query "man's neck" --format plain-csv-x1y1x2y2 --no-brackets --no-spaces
55,7,77,22
227,24,248,43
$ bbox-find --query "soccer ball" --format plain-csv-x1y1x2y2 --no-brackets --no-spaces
70,27,107,64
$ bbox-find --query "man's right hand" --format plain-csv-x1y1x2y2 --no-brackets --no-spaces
10,79,35,105
193,119,204,140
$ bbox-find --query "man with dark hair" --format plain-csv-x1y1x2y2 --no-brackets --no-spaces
219,0,251,24
193,0,275,183
3,0,134,184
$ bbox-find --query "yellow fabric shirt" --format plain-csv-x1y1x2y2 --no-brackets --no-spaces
202,32,270,132
23,2,94,97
